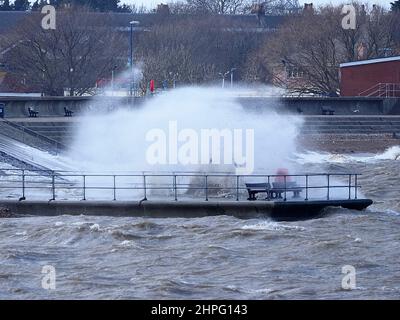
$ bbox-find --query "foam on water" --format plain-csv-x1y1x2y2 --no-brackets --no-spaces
241,220,305,231
295,145,400,164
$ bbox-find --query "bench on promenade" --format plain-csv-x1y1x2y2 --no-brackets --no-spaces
270,182,303,199
245,183,271,201
28,107,39,117
321,106,335,115
246,181,303,200
64,107,74,117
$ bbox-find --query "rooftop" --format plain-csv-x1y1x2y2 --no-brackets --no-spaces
340,56,400,68
0,11,286,34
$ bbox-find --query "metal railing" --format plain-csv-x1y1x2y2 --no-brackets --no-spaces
358,83,400,98
0,169,361,202
0,119,67,154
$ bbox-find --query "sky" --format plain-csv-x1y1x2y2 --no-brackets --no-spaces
122,0,391,10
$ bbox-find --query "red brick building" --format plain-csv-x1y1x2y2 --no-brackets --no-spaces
340,56,400,97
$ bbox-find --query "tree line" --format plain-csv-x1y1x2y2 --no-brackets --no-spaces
0,2,399,96
0,0,132,12
0,0,252,13
255,3,400,95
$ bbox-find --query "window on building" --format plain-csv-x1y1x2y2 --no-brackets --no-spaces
287,67,304,79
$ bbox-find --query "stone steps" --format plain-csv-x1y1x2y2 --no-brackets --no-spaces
7,116,400,142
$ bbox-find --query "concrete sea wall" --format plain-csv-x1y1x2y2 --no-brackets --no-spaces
0,199,373,221
0,96,399,117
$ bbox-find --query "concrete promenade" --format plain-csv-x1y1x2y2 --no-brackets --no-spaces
0,198,373,221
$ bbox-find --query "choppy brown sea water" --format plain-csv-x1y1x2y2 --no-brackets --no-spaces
0,159,399,299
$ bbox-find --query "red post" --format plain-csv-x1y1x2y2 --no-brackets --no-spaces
150,79,155,93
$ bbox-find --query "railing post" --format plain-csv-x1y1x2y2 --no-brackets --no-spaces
83,175,86,200
21,169,25,200
51,173,55,201
174,175,177,201
305,175,308,201
113,175,116,201
205,175,208,201
284,175,287,201
327,174,330,200
355,174,358,200
236,175,239,201
348,174,351,200
143,175,147,200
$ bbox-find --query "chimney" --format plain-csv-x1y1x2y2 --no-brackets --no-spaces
304,3,314,11
156,3,170,15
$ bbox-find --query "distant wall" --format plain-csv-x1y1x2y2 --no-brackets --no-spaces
239,96,399,115
0,95,399,117
0,96,145,118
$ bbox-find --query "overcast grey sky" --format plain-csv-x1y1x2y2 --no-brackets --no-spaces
122,0,391,10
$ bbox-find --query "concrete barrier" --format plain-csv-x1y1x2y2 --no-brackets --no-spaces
0,96,145,118
0,198,373,221
0,96,399,117
239,96,398,115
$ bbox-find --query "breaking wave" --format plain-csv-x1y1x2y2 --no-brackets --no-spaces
295,145,400,164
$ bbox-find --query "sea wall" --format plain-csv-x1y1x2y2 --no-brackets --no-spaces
0,199,372,221
0,96,399,117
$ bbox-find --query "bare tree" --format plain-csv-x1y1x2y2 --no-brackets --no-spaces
185,0,249,14
254,3,400,96
136,15,266,92
3,7,126,96
365,5,398,58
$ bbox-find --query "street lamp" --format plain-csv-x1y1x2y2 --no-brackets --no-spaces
218,71,230,89
169,71,179,89
230,68,237,88
281,59,287,90
129,20,140,97
111,65,117,96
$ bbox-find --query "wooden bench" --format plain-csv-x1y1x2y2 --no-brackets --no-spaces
245,183,271,201
270,182,303,199
28,107,39,117
321,106,335,115
64,107,74,117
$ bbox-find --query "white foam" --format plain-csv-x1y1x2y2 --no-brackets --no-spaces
296,146,400,164
241,221,305,231
89,223,101,231
69,87,303,174
372,146,400,161
385,209,400,216
119,240,134,247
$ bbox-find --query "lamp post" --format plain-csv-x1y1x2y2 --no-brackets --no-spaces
230,68,236,88
281,59,287,91
111,65,117,96
129,20,140,97
218,71,230,89
169,72,179,89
